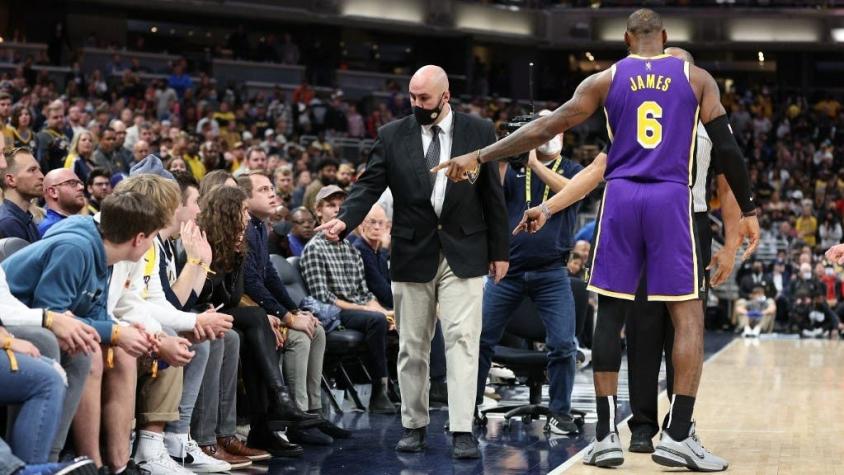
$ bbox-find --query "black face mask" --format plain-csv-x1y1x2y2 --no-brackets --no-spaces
413,94,446,126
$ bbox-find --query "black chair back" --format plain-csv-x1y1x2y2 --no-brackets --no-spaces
0,237,29,262
504,276,588,343
270,254,307,306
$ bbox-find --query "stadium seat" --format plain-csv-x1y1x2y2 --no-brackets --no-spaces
0,237,29,262
478,281,587,432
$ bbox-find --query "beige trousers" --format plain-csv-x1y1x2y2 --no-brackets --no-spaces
392,255,484,433
281,325,326,411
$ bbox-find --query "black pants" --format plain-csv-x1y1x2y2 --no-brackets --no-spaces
227,306,285,426
339,309,388,379
626,212,711,438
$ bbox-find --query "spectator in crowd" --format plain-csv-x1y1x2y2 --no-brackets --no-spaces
300,185,395,414
239,171,350,445
109,120,133,172
8,105,36,151
165,156,188,174
0,147,44,242
302,157,339,212
792,292,839,338
0,326,98,473
86,167,112,214
353,203,392,309
771,258,793,326
0,92,12,139
795,199,818,247
815,262,841,306
735,284,777,337
35,102,71,172
235,146,268,177
39,168,86,236
3,192,162,470
64,130,98,185
193,184,320,457
130,140,150,170
790,262,824,299
336,162,354,190
271,206,315,257
818,209,842,251
274,166,294,207
567,253,586,280
91,127,119,174
739,259,775,299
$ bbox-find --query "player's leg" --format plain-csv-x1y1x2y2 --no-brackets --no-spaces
644,182,727,471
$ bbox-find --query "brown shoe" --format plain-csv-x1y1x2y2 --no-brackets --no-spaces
200,442,253,469
218,435,272,461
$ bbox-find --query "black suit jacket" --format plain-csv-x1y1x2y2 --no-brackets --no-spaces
338,111,509,283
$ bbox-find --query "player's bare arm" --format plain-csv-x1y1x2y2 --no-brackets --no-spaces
433,70,611,182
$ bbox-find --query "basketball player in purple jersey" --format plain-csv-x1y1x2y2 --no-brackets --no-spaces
434,9,760,471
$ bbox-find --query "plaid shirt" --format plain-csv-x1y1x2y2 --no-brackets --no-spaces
300,233,374,306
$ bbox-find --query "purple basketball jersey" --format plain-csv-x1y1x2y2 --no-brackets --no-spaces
604,54,699,185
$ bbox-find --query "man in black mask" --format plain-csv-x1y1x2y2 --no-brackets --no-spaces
315,65,509,459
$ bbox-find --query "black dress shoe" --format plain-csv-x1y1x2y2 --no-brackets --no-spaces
317,418,352,439
629,429,655,453
247,428,305,458
452,432,480,459
395,427,427,452
288,426,334,446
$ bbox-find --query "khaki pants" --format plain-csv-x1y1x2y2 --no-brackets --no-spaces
392,255,484,433
136,358,184,425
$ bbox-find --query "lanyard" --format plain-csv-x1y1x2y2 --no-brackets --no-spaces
525,158,562,208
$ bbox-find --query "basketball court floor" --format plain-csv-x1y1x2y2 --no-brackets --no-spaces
224,331,844,473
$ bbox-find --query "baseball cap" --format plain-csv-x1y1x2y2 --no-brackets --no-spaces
315,185,347,205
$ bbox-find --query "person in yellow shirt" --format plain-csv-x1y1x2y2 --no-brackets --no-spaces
795,199,818,248
179,134,206,180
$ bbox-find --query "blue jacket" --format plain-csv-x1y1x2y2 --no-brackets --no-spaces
2,215,114,343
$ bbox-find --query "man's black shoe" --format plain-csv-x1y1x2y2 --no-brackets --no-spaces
288,426,334,446
316,418,352,439
547,413,579,435
629,429,655,453
452,432,480,459
246,428,304,457
395,427,427,453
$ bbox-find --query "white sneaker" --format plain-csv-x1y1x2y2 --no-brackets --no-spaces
652,421,728,472
489,365,515,383
742,326,752,338
752,325,762,337
164,432,232,473
135,431,195,475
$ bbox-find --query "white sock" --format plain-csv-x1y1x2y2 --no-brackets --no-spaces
136,430,165,459
164,432,189,457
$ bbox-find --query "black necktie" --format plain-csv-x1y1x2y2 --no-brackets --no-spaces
425,125,441,187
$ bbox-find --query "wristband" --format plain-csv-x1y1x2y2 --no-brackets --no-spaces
742,209,758,218
188,257,216,275
43,310,54,330
476,149,483,165
2,335,18,372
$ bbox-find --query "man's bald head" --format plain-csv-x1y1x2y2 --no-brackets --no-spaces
44,168,77,189
626,9,663,37
410,65,449,93
665,47,694,64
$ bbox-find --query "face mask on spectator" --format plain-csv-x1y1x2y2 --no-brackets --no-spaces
537,135,563,157
802,272,812,280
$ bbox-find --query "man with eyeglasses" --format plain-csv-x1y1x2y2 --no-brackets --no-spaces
86,168,113,214
0,147,44,242
39,168,86,236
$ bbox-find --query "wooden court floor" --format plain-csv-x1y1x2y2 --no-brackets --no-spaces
560,338,844,474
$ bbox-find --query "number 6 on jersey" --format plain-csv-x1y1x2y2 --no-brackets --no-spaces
637,101,663,149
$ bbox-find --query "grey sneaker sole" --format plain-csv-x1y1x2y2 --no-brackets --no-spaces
652,446,728,472
583,448,624,468
395,442,426,453
56,459,99,475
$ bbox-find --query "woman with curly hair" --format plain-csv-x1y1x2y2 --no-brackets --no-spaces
63,130,98,184
194,185,319,458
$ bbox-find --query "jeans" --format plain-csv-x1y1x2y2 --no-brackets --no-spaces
0,351,66,463
165,340,210,435
7,326,92,461
338,309,388,379
476,266,577,415
192,330,240,445
0,438,24,475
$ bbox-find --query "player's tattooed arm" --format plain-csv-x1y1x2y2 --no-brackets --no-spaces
477,70,610,164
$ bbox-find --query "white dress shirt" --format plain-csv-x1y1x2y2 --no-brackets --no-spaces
421,108,454,217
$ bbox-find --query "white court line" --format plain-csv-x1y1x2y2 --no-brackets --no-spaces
548,338,739,475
